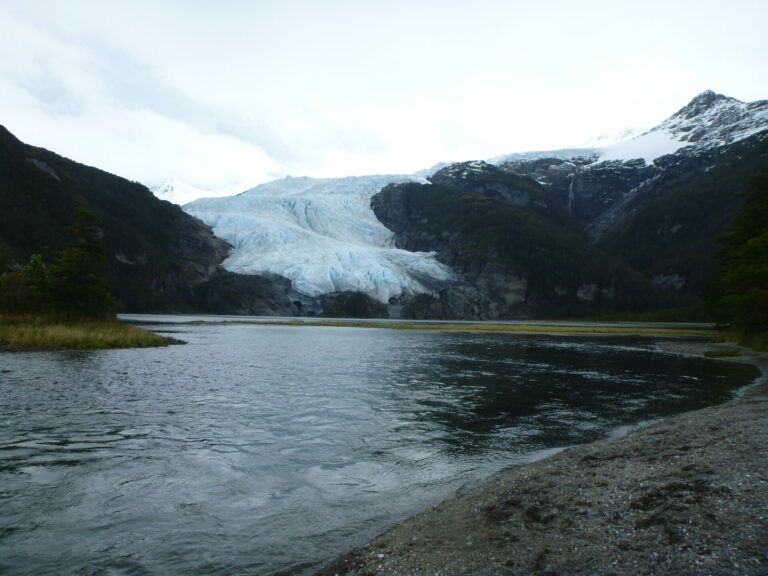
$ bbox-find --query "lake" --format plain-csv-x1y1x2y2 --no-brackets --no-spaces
0,320,758,575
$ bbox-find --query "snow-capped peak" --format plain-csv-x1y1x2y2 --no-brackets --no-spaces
667,90,737,121
150,177,248,205
490,90,768,168
647,90,768,149
431,160,494,181
588,91,768,165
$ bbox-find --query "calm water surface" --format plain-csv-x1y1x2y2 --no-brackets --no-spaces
0,322,758,575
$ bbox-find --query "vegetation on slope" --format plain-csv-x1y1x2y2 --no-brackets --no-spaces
376,180,668,317
0,124,227,312
710,174,768,349
598,133,768,297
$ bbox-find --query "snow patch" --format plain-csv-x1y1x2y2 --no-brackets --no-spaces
595,130,684,164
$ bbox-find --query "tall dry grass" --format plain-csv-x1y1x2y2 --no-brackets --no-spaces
0,316,172,349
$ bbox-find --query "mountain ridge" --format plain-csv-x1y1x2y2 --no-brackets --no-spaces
3,89,766,319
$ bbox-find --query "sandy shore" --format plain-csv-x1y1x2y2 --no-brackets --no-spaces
313,342,768,576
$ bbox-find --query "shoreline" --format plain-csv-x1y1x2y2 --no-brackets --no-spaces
311,342,768,576
120,314,714,337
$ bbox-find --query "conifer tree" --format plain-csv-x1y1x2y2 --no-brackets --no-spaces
716,175,768,331
51,197,115,319
23,253,51,313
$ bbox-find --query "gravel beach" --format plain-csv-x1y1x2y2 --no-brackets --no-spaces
313,342,768,576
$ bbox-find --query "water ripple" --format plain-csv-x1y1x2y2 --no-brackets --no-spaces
0,326,758,575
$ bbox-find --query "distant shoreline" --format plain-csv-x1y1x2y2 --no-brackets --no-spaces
245,319,713,336
311,342,768,576
119,314,714,337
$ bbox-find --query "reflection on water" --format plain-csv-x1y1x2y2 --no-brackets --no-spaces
0,324,758,575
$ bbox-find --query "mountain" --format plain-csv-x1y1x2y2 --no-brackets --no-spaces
597,131,768,295
493,90,768,303
4,90,765,320
185,90,768,319
495,90,768,240
372,161,660,318
0,125,296,314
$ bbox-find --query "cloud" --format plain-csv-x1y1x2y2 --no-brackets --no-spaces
1,0,767,194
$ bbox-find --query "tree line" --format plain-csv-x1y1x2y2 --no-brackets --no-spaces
0,197,115,319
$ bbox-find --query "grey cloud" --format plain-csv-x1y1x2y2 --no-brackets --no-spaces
86,42,308,164
16,64,86,116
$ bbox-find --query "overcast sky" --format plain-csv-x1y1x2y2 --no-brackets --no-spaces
1,0,767,195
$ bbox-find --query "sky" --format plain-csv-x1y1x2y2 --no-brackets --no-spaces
1,0,767,198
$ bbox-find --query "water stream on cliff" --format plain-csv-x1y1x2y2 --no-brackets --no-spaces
0,321,758,575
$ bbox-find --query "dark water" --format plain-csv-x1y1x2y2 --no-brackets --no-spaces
0,322,758,575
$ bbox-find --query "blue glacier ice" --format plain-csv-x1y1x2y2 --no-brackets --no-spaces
184,174,456,302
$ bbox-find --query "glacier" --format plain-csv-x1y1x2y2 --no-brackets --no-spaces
184,174,457,302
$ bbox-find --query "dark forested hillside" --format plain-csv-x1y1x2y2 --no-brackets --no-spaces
711,174,768,332
597,132,768,297
373,163,664,319
0,125,294,313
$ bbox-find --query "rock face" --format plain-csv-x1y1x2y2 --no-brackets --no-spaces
193,269,297,316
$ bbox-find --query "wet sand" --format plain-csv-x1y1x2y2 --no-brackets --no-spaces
313,342,768,576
